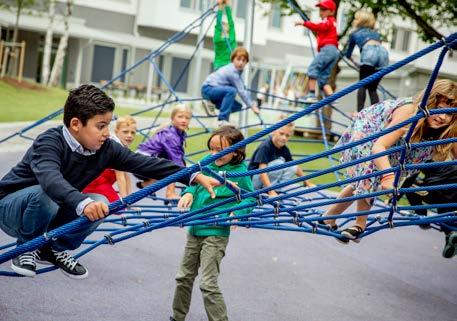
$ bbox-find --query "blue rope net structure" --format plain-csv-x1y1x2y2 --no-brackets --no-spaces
0,3,456,276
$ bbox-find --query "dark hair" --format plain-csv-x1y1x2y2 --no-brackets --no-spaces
63,84,115,127
207,125,246,165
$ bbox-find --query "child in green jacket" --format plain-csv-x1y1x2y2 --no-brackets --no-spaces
171,125,254,321
214,0,237,70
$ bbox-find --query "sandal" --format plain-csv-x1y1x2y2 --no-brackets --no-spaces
341,226,364,240
318,217,338,231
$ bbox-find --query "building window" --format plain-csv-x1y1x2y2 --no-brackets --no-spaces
180,0,193,8
236,0,247,19
170,57,190,93
269,3,282,29
91,45,115,83
401,30,411,52
180,0,211,11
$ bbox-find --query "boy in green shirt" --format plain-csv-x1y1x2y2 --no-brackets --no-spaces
214,0,237,70
171,126,254,321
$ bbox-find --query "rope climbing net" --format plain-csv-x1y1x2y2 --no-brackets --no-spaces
0,6,456,276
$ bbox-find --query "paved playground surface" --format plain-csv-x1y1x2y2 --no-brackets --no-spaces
1,149,456,321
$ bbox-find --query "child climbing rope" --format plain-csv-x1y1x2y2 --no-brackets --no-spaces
201,47,259,126
344,10,389,112
295,0,339,104
170,125,255,321
214,0,237,70
320,79,457,243
83,116,137,202
0,85,221,279
136,104,192,200
249,115,315,197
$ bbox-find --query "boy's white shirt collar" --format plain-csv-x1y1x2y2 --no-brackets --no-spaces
62,126,96,156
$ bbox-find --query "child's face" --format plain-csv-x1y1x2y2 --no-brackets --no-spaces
319,8,334,19
115,123,137,147
233,55,247,71
172,111,191,131
209,135,235,167
426,101,454,129
70,112,112,151
272,126,293,148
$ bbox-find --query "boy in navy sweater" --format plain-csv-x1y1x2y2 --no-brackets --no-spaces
0,85,220,279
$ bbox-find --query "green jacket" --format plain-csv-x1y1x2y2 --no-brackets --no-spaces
214,6,237,70
184,157,255,237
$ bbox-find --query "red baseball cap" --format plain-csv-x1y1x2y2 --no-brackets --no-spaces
315,0,336,11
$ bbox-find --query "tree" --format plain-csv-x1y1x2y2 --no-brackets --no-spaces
0,0,36,76
41,0,55,85
48,0,72,87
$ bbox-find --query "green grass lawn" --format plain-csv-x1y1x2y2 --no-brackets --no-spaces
1,79,342,189
0,80,168,122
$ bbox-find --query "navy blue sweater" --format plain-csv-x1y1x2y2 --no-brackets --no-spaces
0,126,191,210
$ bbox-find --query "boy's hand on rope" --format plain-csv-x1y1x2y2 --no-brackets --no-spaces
193,173,221,199
268,190,278,197
84,201,109,221
251,101,260,114
178,193,194,209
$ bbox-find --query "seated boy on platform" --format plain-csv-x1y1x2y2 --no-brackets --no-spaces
248,116,314,197
0,84,220,279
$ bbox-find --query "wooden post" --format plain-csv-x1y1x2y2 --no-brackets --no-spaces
18,41,26,82
1,46,9,78
0,41,4,72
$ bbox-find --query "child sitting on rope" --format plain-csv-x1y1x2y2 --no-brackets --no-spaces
0,85,220,279
201,47,259,127
344,10,389,112
83,116,137,202
170,125,255,321
398,162,457,258
320,79,457,244
136,104,192,200
295,0,339,104
249,115,314,197
214,0,236,70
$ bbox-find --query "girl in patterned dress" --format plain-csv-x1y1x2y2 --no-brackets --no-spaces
321,79,457,243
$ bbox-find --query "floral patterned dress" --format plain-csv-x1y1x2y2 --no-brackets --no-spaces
336,97,434,196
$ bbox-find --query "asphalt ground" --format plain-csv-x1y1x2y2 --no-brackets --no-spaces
1,149,456,321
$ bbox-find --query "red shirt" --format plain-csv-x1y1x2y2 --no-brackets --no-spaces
303,16,338,51
83,169,119,203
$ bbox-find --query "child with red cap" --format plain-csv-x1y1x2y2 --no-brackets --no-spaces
295,0,339,104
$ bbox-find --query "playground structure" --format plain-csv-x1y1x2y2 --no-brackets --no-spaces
0,5,456,277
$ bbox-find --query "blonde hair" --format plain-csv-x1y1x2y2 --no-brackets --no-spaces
171,103,192,119
116,115,137,130
353,10,376,29
230,47,250,62
411,79,457,160
153,103,192,135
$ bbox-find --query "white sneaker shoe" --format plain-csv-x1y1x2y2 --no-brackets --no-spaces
202,100,217,116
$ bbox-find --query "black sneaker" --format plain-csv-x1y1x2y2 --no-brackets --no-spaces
442,232,457,259
341,226,364,242
39,246,89,279
11,252,36,277
169,317,177,321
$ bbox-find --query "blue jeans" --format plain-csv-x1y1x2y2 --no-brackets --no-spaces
201,84,242,121
252,158,297,190
0,185,107,251
307,45,339,89
360,44,389,68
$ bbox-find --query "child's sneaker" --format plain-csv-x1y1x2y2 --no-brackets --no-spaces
38,246,89,279
442,232,457,259
202,100,217,116
299,93,318,104
11,252,36,277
